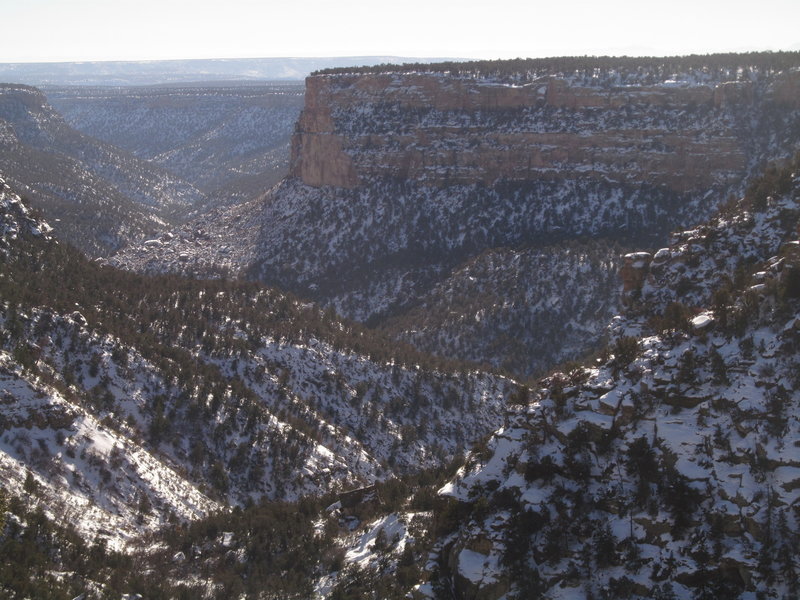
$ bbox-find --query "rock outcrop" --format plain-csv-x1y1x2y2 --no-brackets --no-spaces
620,251,653,306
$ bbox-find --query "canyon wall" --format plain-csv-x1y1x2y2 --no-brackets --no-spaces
290,71,800,193
124,61,800,378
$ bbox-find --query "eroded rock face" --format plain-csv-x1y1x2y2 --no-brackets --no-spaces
289,77,359,188
289,72,798,193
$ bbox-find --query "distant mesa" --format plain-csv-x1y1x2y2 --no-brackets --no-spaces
0,56,458,87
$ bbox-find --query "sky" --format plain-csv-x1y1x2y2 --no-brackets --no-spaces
2,0,799,63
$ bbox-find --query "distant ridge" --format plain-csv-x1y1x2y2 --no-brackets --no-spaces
0,56,458,86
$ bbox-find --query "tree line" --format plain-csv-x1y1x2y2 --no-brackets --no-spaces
314,51,800,84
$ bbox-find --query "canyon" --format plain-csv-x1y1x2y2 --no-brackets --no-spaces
1,53,800,599
108,59,800,377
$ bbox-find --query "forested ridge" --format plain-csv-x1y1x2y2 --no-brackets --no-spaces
315,51,800,83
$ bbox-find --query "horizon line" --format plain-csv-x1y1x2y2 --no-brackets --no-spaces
3,48,799,66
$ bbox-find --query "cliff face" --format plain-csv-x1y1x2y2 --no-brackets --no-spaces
289,77,359,188
290,72,798,193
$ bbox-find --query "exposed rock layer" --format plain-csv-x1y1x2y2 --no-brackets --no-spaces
290,72,800,193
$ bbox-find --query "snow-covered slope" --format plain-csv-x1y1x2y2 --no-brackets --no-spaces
0,345,220,550
407,157,800,599
0,176,520,550
380,240,625,377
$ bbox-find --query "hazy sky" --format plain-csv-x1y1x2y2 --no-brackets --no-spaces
3,0,799,63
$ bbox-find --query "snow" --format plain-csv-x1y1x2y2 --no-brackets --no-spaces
653,247,671,261
519,485,551,507
75,417,116,455
344,514,408,566
412,582,435,599
457,549,498,585
624,251,653,268
690,312,714,330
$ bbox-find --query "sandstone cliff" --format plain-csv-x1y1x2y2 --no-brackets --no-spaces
290,71,799,193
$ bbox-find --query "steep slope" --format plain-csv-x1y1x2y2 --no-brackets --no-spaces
111,54,800,378
0,176,520,551
406,156,800,599
380,240,625,377
0,84,206,256
46,83,305,209
0,177,219,548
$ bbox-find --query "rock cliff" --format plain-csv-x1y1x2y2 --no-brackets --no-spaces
290,71,799,193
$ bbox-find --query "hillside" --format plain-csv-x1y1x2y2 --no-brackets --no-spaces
0,175,519,558
0,84,206,256
380,240,625,377
213,153,800,600
22,154,800,600
403,154,800,599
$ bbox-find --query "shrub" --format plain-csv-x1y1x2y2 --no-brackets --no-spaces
612,336,639,368
625,436,659,482
648,302,693,334
780,266,800,299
